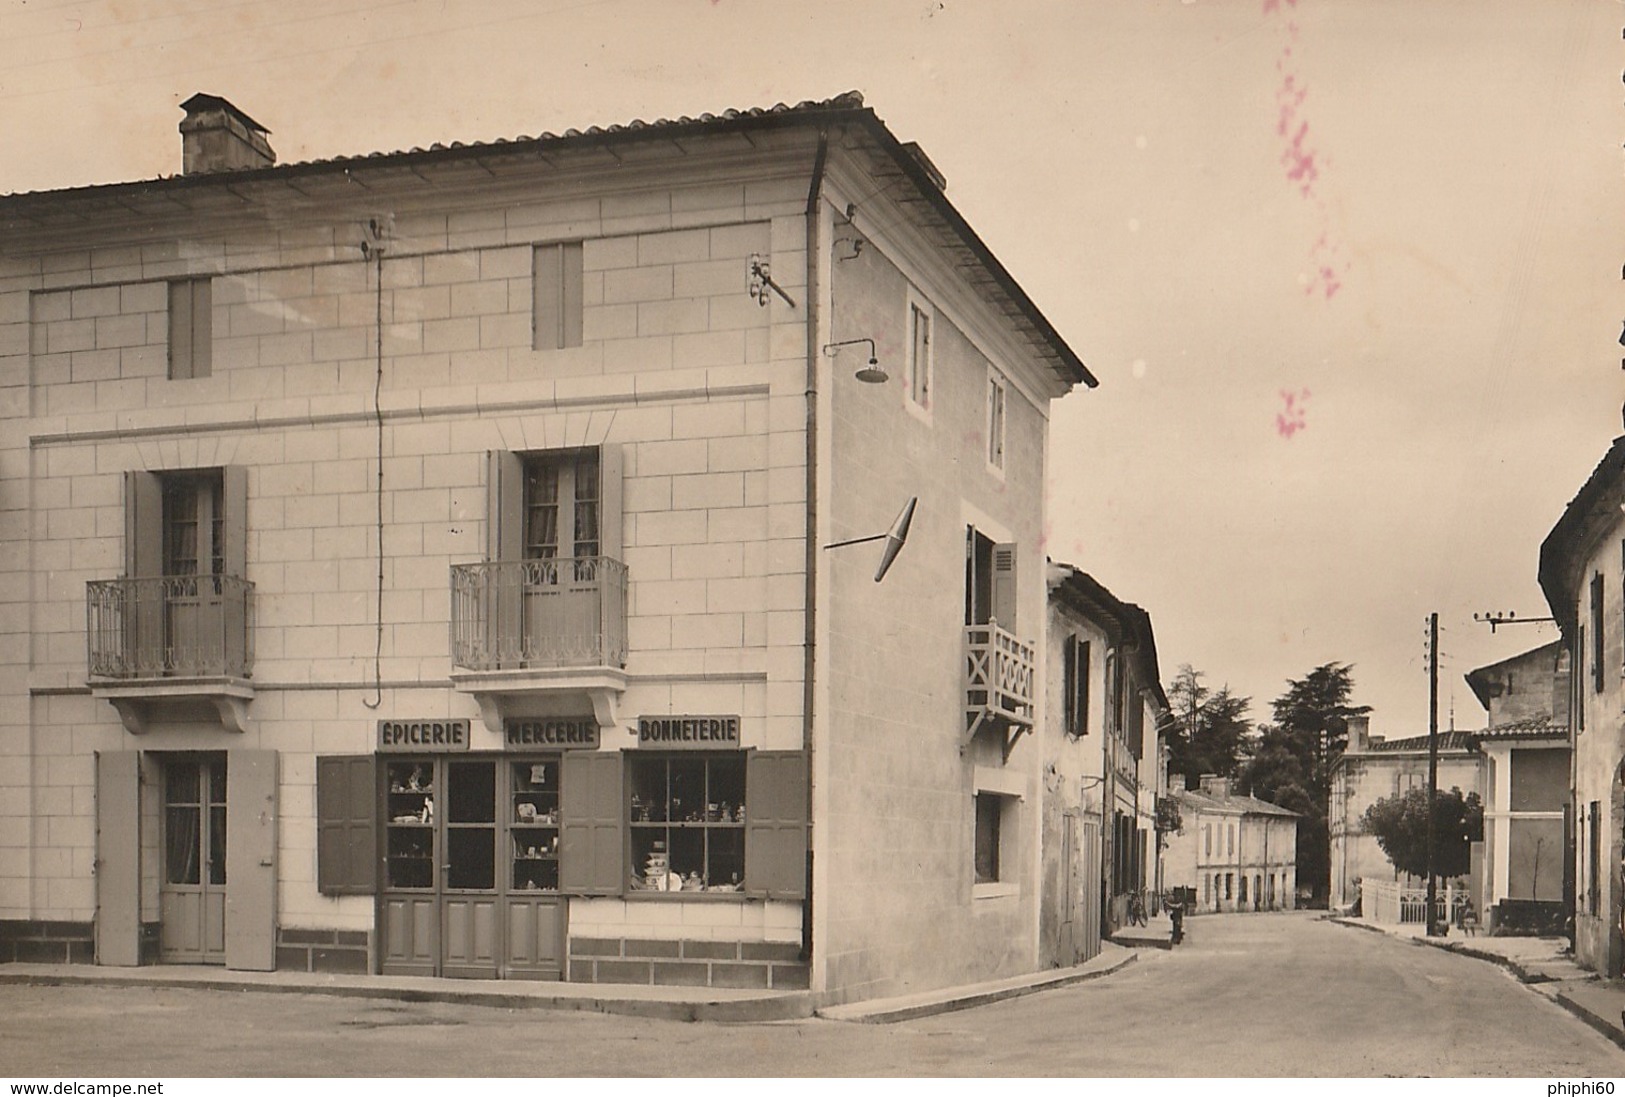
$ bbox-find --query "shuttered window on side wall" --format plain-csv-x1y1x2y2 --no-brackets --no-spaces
745,750,808,900
533,242,584,351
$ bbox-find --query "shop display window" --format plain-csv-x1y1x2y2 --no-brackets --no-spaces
628,754,745,893
385,761,434,889
511,760,560,892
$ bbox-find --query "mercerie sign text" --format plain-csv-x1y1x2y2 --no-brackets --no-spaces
636,714,740,750
376,719,470,752
504,718,601,750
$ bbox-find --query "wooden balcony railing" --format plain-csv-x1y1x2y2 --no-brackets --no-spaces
86,574,255,680
450,556,628,672
965,619,1035,748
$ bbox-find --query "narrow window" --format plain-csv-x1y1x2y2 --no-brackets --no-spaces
168,278,212,380
1591,573,1605,694
533,242,584,351
986,371,1006,470
1062,636,1078,736
964,527,994,626
1074,639,1091,735
907,299,932,409
1203,824,1211,858
1588,801,1601,916
974,792,1003,884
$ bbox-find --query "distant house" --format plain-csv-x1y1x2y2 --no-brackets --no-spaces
1162,775,1297,914
1463,641,1570,931
1327,717,1485,912
1044,565,1169,948
1538,433,1625,977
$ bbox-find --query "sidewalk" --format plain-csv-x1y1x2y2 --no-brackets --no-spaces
0,942,1143,1026
1327,915,1625,1050
817,941,1139,1023
0,960,813,1023
1109,913,1178,950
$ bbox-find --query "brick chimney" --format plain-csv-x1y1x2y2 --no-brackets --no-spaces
179,94,275,175
1198,774,1230,799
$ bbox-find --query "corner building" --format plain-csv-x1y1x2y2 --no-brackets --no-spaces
0,93,1094,1005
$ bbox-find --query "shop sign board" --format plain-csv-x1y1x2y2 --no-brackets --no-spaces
635,714,741,750
504,717,601,750
377,719,471,752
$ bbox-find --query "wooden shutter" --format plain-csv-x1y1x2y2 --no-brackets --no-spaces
94,751,142,966
1062,638,1078,735
991,543,1018,630
744,750,808,900
533,244,582,351
1591,573,1605,693
560,750,624,895
124,471,163,578
317,755,377,896
1077,640,1091,734
225,749,278,971
191,278,212,378
221,466,247,578
560,242,584,349
168,281,193,379
486,450,525,562
598,442,623,561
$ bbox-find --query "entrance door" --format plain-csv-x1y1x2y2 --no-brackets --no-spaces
160,754,227,964
380,757,563,979
441,760,499,978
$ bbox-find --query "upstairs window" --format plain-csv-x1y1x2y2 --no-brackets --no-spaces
986,370,1006,471
163,471,225,578
533,242,584,351
1591,572,1605,693
1062,635,1091,737
963,527,1017,630
168,278,213,380
524,450,600,561
906,297,933,411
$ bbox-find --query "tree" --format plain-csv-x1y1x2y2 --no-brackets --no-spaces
1165,665,1253,790
1238,663,1370,901
1361,786,1484,880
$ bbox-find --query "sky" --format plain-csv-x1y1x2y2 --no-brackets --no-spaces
2,0,1618,736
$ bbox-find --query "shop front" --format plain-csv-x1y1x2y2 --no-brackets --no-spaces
315,713,809,986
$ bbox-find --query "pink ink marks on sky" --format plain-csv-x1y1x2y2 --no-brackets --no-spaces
1265,0,1347,301
1276,388,1311,439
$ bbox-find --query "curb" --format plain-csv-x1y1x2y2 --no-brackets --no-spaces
1554,987,1625,1052
1327,916,1625,1050
817,949,1138,1024
0,968,814,1023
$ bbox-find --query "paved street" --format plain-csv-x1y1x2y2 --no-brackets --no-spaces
2,912,1619,1077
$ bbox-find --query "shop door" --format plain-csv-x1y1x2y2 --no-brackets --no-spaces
380,757,563,979
441,760,499,978
160,754,227,964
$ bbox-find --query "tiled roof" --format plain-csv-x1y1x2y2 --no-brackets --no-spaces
2,93,870,201
1174,788,1298,818
1362,730,1478,754
1471,716,1567,742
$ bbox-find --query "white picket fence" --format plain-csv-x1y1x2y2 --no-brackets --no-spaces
1360,878,1468,926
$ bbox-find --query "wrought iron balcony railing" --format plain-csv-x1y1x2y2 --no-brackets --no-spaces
450,556,628,672
965,619,1035,739
86,574,255,680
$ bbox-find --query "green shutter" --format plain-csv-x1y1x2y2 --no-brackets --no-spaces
168,281,192,379
991,543,1018,630
317,755,377,896
225,749,278,971
744,750,808,900
191,278,212,378
560,751,624,895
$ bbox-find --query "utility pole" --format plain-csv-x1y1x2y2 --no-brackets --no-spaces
1425,612,1442,936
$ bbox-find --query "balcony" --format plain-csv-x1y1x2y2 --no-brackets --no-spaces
965,619,1035,760
85,575,256,734
449,556,628,734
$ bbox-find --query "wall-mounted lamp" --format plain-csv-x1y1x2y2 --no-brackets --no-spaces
822,338,888,384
